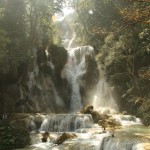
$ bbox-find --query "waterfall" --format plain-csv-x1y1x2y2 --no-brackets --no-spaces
113,114,142,126
93,78,118,113
62,30,117,113
62,46,95,112
40,114,93,132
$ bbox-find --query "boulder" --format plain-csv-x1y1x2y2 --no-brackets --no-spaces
54,132,77,145
48,45,70,110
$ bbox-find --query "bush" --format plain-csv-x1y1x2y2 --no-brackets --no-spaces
0,121,30,150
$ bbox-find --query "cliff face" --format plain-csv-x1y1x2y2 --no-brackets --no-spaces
0,44,100,116
0,45,69,115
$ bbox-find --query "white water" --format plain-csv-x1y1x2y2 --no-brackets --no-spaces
113,114,142,126
40,114,93,132
92,62,119,113
93,79,117,112
61,46,95,112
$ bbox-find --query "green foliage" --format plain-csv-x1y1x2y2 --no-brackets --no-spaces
0,121,30,150
0,29,10,72
2,0,27,48
0,0,65,67
0,29,10,50
69,0,150,125
138,98,150,126
26,0,65,48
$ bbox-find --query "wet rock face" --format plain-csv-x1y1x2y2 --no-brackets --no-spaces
0,45,69,114
48,45,70,110
40,114,93,132
0,64,18,85
80,55,99,105
0,60,31,114
8,113,47,131
48,45,67,78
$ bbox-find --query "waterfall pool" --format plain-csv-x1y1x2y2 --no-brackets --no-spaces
16,123,150,150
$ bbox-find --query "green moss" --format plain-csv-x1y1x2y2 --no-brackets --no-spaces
0,121,30,150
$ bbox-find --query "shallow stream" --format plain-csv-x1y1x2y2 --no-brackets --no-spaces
16,114,150,150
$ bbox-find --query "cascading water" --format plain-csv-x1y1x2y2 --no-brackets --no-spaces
40,114,93,132
91,62,118,114
61,46,95,112
93,78,118,114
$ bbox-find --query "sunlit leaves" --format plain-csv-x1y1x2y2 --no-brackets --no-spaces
120,4,150,24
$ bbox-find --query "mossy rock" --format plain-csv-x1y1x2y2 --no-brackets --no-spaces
54,132,77,145
80,105,94,114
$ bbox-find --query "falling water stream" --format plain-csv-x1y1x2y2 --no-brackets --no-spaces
61,45,94,112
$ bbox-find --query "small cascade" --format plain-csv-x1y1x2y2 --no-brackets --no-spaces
40,114,93,132
99,126,150,150
100,136,143,150
113,114,142,126
62,46,95,112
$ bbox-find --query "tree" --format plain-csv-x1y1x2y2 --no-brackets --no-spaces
26,0,65,49
0,0,28,63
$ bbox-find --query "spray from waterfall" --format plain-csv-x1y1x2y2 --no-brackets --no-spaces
92,65,118,113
